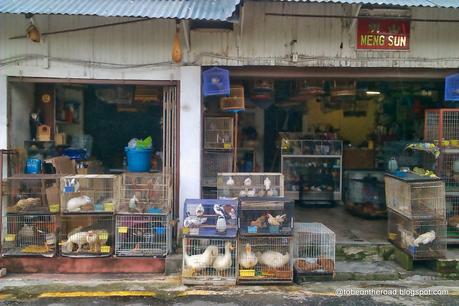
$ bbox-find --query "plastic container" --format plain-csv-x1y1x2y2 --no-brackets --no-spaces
24,159,42,174
125,147,152,172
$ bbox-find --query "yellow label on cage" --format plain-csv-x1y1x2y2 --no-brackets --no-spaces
118,227,128,234
223,143,232,149
49,204,60,213
101,246,110,253
5,234,16,241
99,233,108,240
103,202,114,212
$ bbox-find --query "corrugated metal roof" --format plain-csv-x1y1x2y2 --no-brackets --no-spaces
0,0,241,21
280,1,459,8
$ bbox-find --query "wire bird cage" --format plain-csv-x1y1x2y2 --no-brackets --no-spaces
204,116,234,150
424,109,459,144
217,173,284,199
384,174,446,220
118,172,171,214
293,223,335,281
182,199,238,238
182,237,237,285
447,196,459,244
436,152,459,193
60,175,120,214
1,214,57,257
59,215,114,257
3,175,61,214
388,209,446,260
202,151,233,188
239,197,293,236
237,236,293,284
115,214,170,257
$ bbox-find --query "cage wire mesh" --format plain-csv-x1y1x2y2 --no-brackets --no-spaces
118,172,171,214
436,153,459,193
1,214,57,257
217,173,284,199
60,175,120,214
424,110,440,142
293,223,335,275
3,175,61,214
387,209,446,260
424,109,459,143
202,151,233,188
447,195,459,243
182,237,237,285
384,176,446,220
115,214,170,257
237,236,293,283
59,214,114,257
204,117,234,150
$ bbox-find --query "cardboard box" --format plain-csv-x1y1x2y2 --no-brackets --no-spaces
55,133,66,145
343,148,375,170
44,156,76,175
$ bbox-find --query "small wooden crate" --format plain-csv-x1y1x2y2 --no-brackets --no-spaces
220,86,245,112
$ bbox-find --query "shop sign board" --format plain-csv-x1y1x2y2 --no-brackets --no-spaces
357,19,410,50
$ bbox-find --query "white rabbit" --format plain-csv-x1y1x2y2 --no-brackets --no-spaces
67,195,92,212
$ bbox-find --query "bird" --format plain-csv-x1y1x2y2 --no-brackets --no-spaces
239,190,247,197
264,177,272,191
413,231,436,246
247,188,256,197
183,245,219,274
214,204,227,233
267,214,287,226
226,177,235,186
213,242,234,273
244,178,252,187
195,204,205,217
256,250,290,269
184,212,207,228
128,194,139,212
239,243,258,269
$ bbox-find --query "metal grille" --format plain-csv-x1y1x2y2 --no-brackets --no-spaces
387,209,446,260
384,176,446,219
217,173,284,199
61,175,120,214
3,175,61,214
59,215,114,257
293,223,335,275
447,195,459,244
182,237,237,285
204,117,234,150
115,214,170,257
424,110,440,142
237,236,293,284
2,214,57,257
239,198,293,236
443,110,459,142
424,109,459,143
202,151,233,188
118,173,172,214
436,152,459,193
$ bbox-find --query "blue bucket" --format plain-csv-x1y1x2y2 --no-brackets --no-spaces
125,147,152,172
25,159,42,174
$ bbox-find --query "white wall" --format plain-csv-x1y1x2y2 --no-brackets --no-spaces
10,82,35,148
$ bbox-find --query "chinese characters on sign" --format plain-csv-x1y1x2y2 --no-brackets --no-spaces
357,19,410,50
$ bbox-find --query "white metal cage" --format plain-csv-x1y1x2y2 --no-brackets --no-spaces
1,214,57,257
384,175,446,220
217,173,284,199
237,236,293,284
115,214,171,257
182,237,237,285
447,195,459,244
424,109,459,143
60,175,120,214
204,116,234,150
436,152,459,193
388,209,446,260
293,223,335,275
202,151,233,188
118,172,172,214
59,215,114,257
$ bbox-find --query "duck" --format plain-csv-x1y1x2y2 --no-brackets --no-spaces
239,243,258,269
413,231,436,246
247,188,256,197
257,250,290,269
183,245,219,274
213,241,234,273
267,214,287,226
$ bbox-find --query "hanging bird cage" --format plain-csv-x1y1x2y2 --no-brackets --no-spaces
182,237,238,285
1,214,57,257
220,85,245,112
115,214,171,257
204,116,235,150
295,80,325,97
202,67,230,97
237,236,293,284
217,172,284,199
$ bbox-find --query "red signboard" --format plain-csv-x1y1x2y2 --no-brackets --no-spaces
357,19,410,50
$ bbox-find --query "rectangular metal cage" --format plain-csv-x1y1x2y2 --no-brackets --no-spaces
384,175,446,220
3,175,62,214
217,173,284,199
59,214,114,257
182,237,237,285
436,152,459,193
118,172,172,214
424,109,459,144
115,214,171,257
239,198,293,236
1,214,57,257
202,151,233,188
204,116,234,150
387,209,446,260
60,175,120,214
237,236,293,284
447,195,459,244
293,223,335,276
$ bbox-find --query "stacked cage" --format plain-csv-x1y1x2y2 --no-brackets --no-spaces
424,109,459,244
237,197,294,284
182,199,239,285
1,175,61,257
115,172,172,257
217,173,284,199
385,173,447,260
293,223,335,282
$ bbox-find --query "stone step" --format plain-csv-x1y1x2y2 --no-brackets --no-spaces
336,243,395,262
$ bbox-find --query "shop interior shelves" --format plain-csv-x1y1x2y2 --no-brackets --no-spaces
217,172,284,199
183,199,238,238
239,197,293,236
60,174,120,214
204,116,234,150
3,174,62,214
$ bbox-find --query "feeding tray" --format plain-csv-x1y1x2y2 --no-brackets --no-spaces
239,269,255,277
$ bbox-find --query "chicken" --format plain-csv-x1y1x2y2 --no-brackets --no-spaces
448,215,459,229
264,177,272,191
128,194,140,212
257,250,290,269
267,214,287,226
250,215,267,229
413,230,436,246
183,245,219,274
239,243,258,269
195,204,205,217
239,190,247,197
9,198,41,213
66,195,92,212
213,242,234,273
18,224,36,239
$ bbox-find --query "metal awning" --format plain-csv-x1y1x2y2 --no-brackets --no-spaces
279,1,459,8
0,0,241,21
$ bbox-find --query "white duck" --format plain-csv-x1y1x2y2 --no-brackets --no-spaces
239,243,258,269
183,245,219,273
257,250,290,269
213,241,234,273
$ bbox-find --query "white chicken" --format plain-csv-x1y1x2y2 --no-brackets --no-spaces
183,245,219,274
257,250,290,269
267,214,287,226
195,204,205,217
413,230,436,246
239,243,258,269
239,190,247,197
213,242,234,273
247,188,256,197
